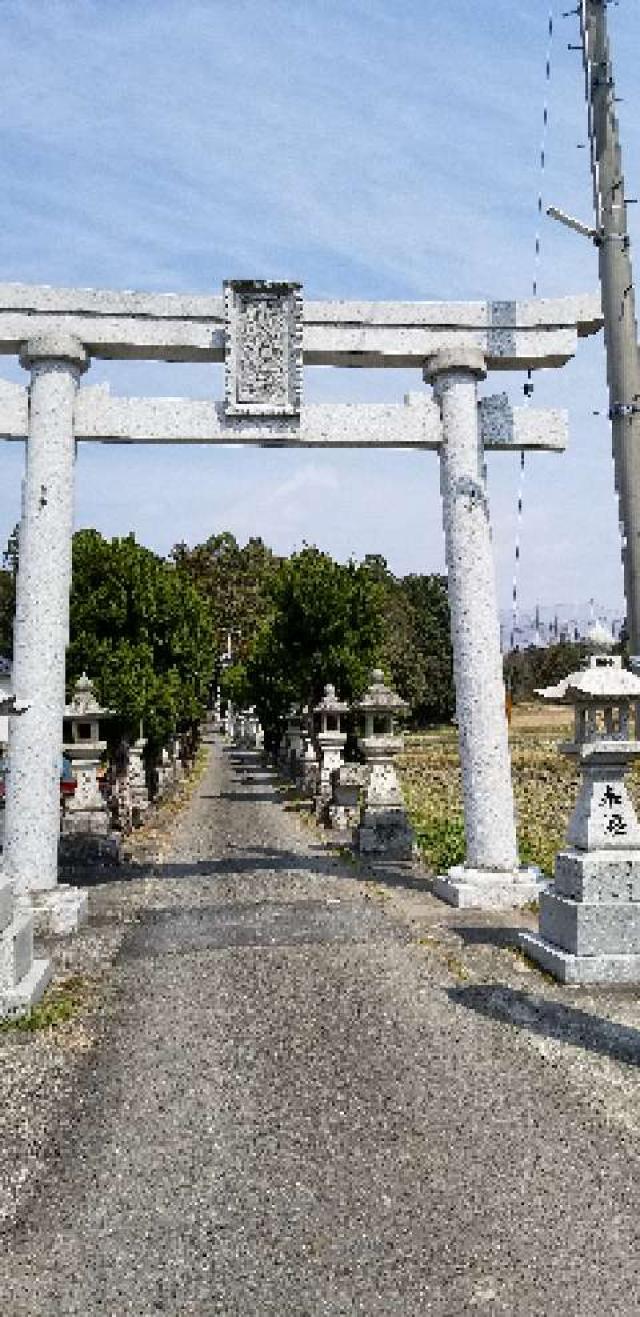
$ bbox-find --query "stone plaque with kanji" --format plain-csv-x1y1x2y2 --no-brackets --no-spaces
224,279,303,416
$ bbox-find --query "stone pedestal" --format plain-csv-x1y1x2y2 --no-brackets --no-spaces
0,876,51,1019
520,849,640,982
4,335,89,935
357,737,414,859
425,349,541,907
430,866,542,910
329,763,368,833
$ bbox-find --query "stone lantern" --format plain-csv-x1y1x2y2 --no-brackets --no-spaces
313,684,348,821
62,673,115,845
520,654,640,982
353,669,414,859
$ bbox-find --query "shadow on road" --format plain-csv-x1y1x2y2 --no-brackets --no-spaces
67,843,361,888
448,982,640,1068
449,923,521,950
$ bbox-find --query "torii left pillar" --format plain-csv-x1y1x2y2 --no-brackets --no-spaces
3,335,90,935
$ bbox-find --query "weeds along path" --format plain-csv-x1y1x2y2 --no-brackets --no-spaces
1,735,639,1314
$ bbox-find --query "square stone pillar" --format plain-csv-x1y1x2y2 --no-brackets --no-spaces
128,736,149,825
424,348,541,908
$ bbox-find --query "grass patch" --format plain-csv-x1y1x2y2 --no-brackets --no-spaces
395,724,640,879
1,975,88,1034
413,815,466,873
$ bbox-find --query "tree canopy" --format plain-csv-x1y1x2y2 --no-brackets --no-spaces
362,557,454,727
68,530,216,751
171,532,278,675
0,520,457,745
503,641,593,703
239,545,384,738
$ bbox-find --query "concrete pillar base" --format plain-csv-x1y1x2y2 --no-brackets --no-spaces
431,864,547,910
518,931,640,984
1,954,52,1020
20,885,89,937
0,878,52,1019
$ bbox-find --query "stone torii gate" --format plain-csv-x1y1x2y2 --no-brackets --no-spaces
0,278,602,1012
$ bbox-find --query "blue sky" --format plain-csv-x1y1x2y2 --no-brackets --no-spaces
0,0,639,622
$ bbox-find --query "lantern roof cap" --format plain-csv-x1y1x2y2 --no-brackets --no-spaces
64,672,115,720
354,668,409,715
314,683,348,715
536,654,640,703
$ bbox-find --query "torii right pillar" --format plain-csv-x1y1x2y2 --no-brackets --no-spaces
425,347,542,908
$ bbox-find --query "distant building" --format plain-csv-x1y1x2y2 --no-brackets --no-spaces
501,605,624,654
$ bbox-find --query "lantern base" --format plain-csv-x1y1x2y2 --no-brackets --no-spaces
431,864,546,910
357,806,415,860
518,930,640,984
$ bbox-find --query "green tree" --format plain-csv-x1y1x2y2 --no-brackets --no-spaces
504,641,592,703
245,546,384,741
171,532,278,673
400,573,454,725
68,530,216,753
362,556,454,726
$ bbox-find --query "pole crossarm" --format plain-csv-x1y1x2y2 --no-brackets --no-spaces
0,380,567,451
0,282,603,369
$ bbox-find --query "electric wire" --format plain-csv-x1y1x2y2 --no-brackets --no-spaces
510,4,555,653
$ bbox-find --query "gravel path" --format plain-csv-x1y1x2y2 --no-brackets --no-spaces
1,735,639,1315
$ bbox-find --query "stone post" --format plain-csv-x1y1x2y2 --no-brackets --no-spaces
4,335,89,935
128,733,149,825
299,718,319,798
424,348,541,908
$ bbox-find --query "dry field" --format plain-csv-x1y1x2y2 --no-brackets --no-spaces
398,702,640,877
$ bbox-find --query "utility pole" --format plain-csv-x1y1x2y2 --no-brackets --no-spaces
580,0,640,657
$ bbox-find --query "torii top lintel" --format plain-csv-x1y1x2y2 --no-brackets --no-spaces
0,279,603,370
